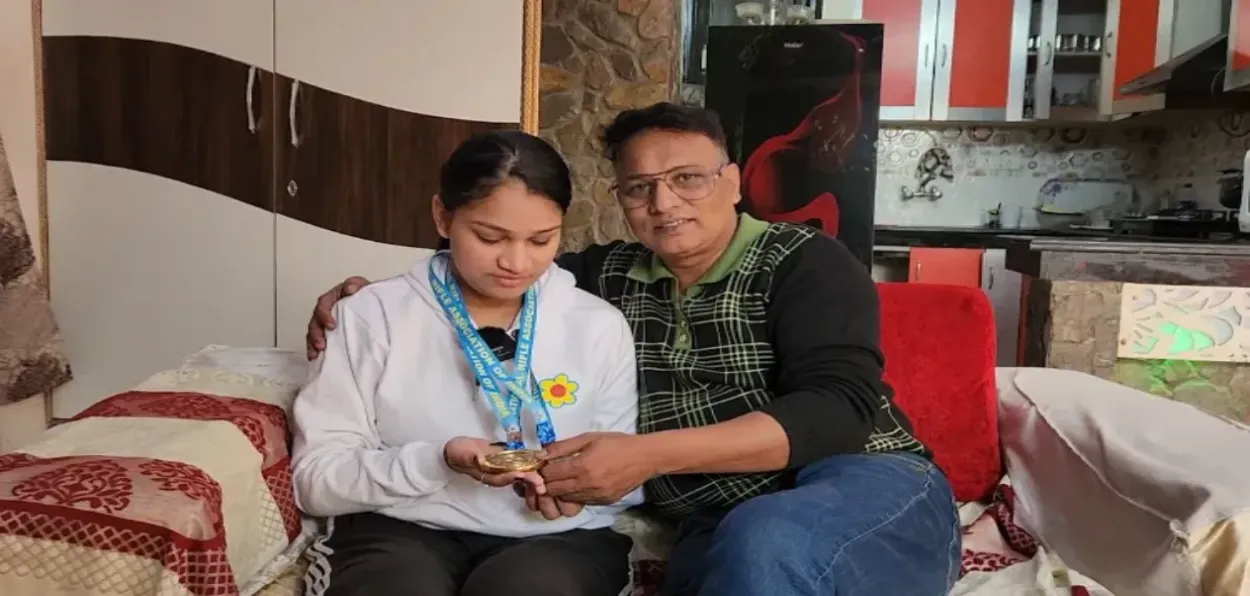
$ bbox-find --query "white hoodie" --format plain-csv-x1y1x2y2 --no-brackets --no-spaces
291,255,641,537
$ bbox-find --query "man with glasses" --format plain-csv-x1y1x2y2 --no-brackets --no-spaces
305,102,960,595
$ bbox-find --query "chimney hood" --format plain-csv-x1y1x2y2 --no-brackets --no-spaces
1118,33,1250,109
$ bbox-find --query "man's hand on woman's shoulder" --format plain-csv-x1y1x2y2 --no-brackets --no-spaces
307,276,371,359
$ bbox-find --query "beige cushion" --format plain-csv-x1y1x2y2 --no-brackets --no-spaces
997,367,1250,596
0,365,308,596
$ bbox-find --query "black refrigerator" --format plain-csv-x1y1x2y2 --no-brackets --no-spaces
705,24,883,268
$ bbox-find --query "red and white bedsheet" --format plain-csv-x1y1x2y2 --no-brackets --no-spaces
0,368,305,596
954,482,1112,595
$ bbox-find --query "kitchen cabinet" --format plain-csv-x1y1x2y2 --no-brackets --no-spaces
1099,0,1167,115
907,248,984,287
1226,0,1250,90
40,0,537,416
1025,0,1230,120
981,249,1024,366
827,0,1029,120
829,0,1204,121
897,247,1020,364
854,0,936,119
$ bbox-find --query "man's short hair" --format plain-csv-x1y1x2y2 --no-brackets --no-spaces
600,102,729,163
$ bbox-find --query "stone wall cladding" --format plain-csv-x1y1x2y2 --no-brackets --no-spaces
538,0,680,250
1035,280,1250,422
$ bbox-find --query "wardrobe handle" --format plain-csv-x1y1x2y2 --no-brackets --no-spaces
940,44,949,67
922,43,930,67
288,80,302,147
1043,41,1053,66
1104,31,1114,58
245,67,258,133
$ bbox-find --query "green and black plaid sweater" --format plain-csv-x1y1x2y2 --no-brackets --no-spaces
557,215,926,520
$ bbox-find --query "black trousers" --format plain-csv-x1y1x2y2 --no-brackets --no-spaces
304,513,632,596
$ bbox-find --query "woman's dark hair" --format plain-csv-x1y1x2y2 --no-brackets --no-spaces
436,130,572,249
600,102,729,163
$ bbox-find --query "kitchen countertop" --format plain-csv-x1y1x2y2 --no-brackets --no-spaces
1020,237,1250,256
874,225,1250,285
1003,235,1250,285
875,225,1250,252
873,225,1105,250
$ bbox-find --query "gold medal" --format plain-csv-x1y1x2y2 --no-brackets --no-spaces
480,449,545,474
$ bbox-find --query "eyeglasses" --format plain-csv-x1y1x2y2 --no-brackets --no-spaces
611,165,726,210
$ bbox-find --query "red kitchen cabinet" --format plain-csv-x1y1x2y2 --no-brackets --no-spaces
843,0,1180,122
933,0,1030,120
853,0,1031,121
1226,0,1250,90
1098,0,1165,115
908,248,984,287
859,0,933,120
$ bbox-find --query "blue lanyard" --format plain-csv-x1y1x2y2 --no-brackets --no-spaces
428,254,556,450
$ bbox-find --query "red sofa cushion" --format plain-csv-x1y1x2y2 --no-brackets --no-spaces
877,282,1001,502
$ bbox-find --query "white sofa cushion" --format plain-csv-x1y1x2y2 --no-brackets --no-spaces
996,367,1250,596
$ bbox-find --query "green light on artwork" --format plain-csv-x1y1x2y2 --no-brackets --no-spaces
1133,359,1218,397
1157,322,1216,355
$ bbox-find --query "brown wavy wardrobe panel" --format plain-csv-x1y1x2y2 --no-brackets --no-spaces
274,75,511,249
42,36,274,212
43,36,515,249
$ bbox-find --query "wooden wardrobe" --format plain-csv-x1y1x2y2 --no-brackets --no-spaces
40,0,541,417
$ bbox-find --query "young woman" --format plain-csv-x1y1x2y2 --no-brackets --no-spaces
291,131,639,596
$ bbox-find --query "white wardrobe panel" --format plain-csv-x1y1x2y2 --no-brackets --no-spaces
275,215,433,352
274,0,523,122
42,0,274,69
48,163,276,417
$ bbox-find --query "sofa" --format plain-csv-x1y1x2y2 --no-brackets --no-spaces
1,282,1247,595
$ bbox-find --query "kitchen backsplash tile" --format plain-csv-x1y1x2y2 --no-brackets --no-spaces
680,82,1249,228
1149,112,1250,210
877,112,1250,228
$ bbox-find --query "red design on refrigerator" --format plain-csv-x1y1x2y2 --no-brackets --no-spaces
740,32,865,237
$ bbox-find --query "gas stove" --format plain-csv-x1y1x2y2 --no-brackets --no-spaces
1105,209,1241,241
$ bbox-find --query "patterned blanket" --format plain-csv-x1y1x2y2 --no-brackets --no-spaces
0,368,303,595
956,483,1104,594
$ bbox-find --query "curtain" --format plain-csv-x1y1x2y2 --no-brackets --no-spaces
0,131,70,405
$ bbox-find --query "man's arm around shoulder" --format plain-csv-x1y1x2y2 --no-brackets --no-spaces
555,241,629,295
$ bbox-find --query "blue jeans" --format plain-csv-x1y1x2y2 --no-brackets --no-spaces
662,452,961,596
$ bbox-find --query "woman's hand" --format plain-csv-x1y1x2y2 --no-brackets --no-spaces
443,436,546,491
520,484,584,520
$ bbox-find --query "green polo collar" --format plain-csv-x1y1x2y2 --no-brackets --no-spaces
626,214,770,285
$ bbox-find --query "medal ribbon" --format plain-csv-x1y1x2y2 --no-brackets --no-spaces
429,254,556,450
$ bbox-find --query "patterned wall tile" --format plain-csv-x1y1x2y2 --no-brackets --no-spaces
878,112,1250,227
1148,112,1250,210
684,80,1248,228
